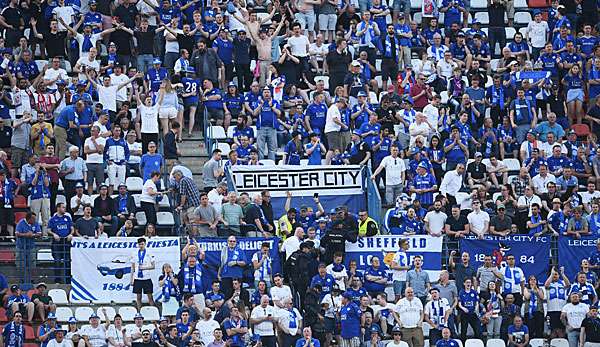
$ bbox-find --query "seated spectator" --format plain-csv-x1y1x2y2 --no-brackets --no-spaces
31,283,55,321
6,285,34,322
507,316,530,347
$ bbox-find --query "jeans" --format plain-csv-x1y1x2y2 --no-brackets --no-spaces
515,124,531,144
567,329,580,347
486,316,502,339
137,54,154,73
96,215,119,236
164,52,179,70
17,246,35,284
257,127,277,160
385,184,403,206
488,27,506,58
358,0,372,13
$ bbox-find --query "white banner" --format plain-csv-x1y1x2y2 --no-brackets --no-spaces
229,165,364,197
70,237,181,303
345,235,444,282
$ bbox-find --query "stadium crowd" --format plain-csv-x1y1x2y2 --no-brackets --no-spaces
0,0,600,346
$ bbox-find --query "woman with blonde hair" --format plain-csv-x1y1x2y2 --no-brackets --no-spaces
562,64,585,124
157,79,180,139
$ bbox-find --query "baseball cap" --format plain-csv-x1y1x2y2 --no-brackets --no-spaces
134,313,144,320
350,60,361,67
341,291,352,299
37,282,47,288
152,58,162,65
10,285,18,291
47,312,56,320
417,162,428,168
75,182,84,188
89,313,100,319
474,152,482,157
68,317,77,324
357,91,367,97
497,204,506,209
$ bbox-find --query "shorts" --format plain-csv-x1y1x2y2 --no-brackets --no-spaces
295,11,316,32
567,88,584,103
548,311,564,330
0,207,14,226
382,59,400,81
184,98,199,108
159,107,178,119
207,108,225,121
133,279,153,294
318,14,337,31
393,280,406,296
326,131,344,151
10,147,27,169
324,317,340,334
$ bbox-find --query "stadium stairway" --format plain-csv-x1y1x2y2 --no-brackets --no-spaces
179,132,209,188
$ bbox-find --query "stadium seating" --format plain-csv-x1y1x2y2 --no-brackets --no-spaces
96,307,117,320
55,307,73,322
75,307,94,322
551,339,569,347
466,339,485,347
125,177,144,192
140,306,160,321
119,306,138,322
529,339,544,347
207,126,227,141
514,12,532,25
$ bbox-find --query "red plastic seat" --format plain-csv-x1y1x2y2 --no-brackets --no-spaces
0,308,8,323
24,343,38,347
0,250,15,263
24,325,34,340
13,196,26,209
14,212,26,224
26,289,36,300
527,0,551,7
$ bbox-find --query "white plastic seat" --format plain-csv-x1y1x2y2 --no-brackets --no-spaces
410,0,422,8
133,194,141,208
113,295,135,305
529,339,544,347
504,158,521,172
466,339,485,347
505,27,517,40
140,306,160,321
158,195,171,208
55,307,73,322
217,142,230,154
156,212,175,226
550,339,569,347
300,159,309,166
490,59,500,72
125,177,144,192
470,0,487,9
37,249,53,262
226,126,235,138
259,159,276,166
514,12,532,25
514,0,527,8
315,76,329,90
440,91,449,104
74,307,95,322
136,211,147,226
119,306,138,322
486,339,505,347
474,12,489,25
69,291,91,305
49,289,69,305
96,307,117,320
369,91,378,105
207,126,227,140
56,195,67,206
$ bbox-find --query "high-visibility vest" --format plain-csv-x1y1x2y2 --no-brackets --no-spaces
358,216,379,236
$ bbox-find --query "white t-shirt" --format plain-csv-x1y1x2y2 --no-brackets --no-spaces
43,68,68,90
325,264,348,291
97,85,119,112
386,341,409,347
270,285,292,307
395,298,423,328
84,136,106,164
424,211,447,237
46,339,72,347
164,29,182,53
288,35,310,57
195,319,220,346
422,104,439,132
140,179,157,203
130,248,155,281
561,302,590,328
250,305,277,336
80,324,107,347
139,105,159,134
110,73,130,102
282,236,301,259
124,324,153,343
128,142,142,164
321,293,343,318
106,324,126,346
517,194,543,216
467,210,490,235
11,87,32,116
71,194,93,216
531,173,556,194
391,251,409,281
309,43,328,61
582,191,600,205
379,156,406,186
207,188,223,213
526,20,549,48
324,104,342,133
136,0,158,26
53,6,75,31
76,57,100,80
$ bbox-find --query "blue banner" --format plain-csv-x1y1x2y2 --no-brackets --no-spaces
558,236,598,281
194,237,281,291
460,235,551,281
345,235,443,282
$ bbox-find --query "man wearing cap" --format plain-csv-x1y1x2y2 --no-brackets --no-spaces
39,312,61,347
80,312,108,347
343,130,371,166
7,285,34,322
410,162,437,209
145,58,168,93
344,61,368,106
46,328,69,347
466,152,491,190
125,313,150,346
131,237,156,310
70,183,92,221
424,287,451,346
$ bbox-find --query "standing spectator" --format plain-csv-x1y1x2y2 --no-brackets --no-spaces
39,145,61,214
0,170,17,237
83,126,106,195
16,212,41,283
47,203,74,283
250,295,277,347
499,254,526,307
0,310,24,347
448,252,477,292
580,303,600,346
103,125,129,195
140,172,162,227
457,278,480,341
467,199,490,239
130,238,155,311
394,287,424,347
202,149,223,193
561,292,589,347
340,291,362,347
371,144,406,205
406,256,430,304
254,88,281,161
424,288,451,346
223,306,248,347
218,236,247,298
174,169,201,225
93,184,117,236
424,200,447,237
278,298,303,347
29,162,51,229
59,146,87,211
